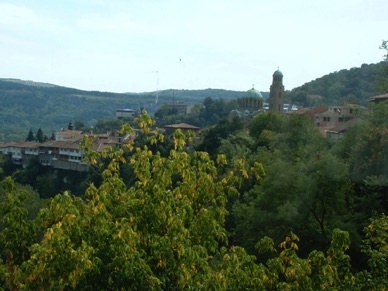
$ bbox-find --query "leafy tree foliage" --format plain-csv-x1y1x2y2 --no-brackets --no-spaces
360,214,388,288
0,178,40,289
25,129,35,142
196,117,244,158
232,152,352,256
94,119,124,133
380,40,388,62
333,101,388,185
74,120,90,132
0,111,387,289
35,128,47,143
286,62,386,107
232,112,362,259
154,104,178,119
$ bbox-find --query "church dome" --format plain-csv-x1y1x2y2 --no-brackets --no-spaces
273,69,283,77
244,87,263,99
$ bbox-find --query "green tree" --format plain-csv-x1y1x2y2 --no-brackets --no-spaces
232,151,351,256
154,104,177,119
346,101,388,184
255,229,355,289
197,117,243,158
11,113,260,289
25,129,35,142
380,40,388,62
35,128,47,143
359,214,388,289
248,111,285,141
199,97,235,124
2,112,388,290
0,177,37,289
36,175,56,199
94,119,123,133
0,154,5,180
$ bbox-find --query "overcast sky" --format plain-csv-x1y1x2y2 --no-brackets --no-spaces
0,0,387,93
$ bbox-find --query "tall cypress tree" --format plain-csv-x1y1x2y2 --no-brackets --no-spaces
26,129,35,142
36,128,45,143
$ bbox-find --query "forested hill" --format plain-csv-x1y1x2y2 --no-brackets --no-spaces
0,79,244,142
2,61,386,142
286,62,387,107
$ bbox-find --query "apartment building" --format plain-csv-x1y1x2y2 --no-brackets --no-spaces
0,131,135,172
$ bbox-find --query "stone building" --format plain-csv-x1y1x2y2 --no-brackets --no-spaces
230,87,264,119
269,69,285,113
237,87,264,111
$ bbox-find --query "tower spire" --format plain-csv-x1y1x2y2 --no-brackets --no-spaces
269,69,285,113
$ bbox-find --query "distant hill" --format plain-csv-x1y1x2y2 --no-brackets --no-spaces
1,61,385,142
1,78,58,88
285,62,387,107
0,79,245,142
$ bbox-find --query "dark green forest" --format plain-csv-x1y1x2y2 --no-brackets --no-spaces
286,62,387,107
1,98,387,289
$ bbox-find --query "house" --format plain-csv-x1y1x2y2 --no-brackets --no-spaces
0,142,40,166
287,106,327,119
326,118,360,141
164,123,201,136
0,140,88,171
163,103,193,115
55,129,84,141
367,93,388,103
312,104,369,137
0,131,136,172
116,109,136,119
286,104,364,138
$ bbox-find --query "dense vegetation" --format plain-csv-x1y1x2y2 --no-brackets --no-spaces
286,62,387,107
1,98,387,289
154,97,243,128
1,47,387,288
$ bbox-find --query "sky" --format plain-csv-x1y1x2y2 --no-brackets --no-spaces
0,0,387,93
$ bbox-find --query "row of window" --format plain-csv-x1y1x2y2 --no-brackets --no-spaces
60,148,79,153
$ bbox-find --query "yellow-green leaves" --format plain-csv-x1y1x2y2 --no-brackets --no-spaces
134,110,155,134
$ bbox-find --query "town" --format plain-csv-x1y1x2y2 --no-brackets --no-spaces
1,69,386,173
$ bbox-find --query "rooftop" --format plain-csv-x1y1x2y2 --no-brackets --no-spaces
243,87,263,99
164,123,200,130
273,69,283,77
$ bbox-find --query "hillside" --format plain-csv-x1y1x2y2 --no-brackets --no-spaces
285,62,387,107
0,79,245,142
1,61,386,142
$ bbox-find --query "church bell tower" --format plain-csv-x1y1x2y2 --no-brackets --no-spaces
269,69,285,113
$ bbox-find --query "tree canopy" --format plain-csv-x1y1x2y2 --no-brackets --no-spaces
1,111,387,289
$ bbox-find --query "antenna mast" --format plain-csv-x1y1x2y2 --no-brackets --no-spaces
152,70,159,104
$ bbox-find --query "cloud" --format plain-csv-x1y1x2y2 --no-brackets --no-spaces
0,0,386,92
0,3,38,29
77,13,157,35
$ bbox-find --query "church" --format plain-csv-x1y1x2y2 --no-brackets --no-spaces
230,69,285,119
